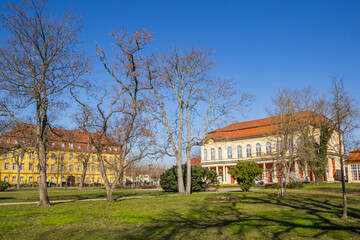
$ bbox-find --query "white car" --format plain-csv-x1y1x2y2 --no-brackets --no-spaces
254,177,264,185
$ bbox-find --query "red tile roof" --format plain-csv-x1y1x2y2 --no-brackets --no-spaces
346,148,360,164
204,111,330,142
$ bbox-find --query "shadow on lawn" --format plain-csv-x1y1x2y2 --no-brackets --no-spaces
119,193,360,239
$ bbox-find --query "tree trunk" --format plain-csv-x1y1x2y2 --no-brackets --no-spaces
17,164,20,189
38,140,51,207
185,146,191,194
176,152,185,194
106,187,114,202
79,166,87,190
340,155,347,218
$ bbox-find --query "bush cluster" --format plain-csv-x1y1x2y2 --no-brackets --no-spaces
230,161,262,192
160,165,218,192
0,181,10,191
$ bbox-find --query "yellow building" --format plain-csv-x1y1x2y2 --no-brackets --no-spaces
0,127,123,186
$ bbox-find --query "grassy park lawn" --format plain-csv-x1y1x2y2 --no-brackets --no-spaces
0,183,359,239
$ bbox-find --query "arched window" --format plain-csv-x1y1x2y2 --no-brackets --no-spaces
218,147,222,159
246,144,251,157
296,137,301,151
256,143,261,156
203,149,207,160
210,148,215,160
266,142,271,154
277,140,282,153
227,146,233,159
237,145,242,158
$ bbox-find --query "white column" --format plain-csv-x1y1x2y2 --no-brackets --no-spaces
216,166,219,175
224,166,227,183
263,164,267,183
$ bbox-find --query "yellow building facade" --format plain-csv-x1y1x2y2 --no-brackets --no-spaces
0,127,123,186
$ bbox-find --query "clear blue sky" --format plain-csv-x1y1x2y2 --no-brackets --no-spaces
1,0,360,137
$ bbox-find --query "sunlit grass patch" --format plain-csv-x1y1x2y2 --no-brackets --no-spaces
38,215,84,225
0,221,29,229
107,210,155,224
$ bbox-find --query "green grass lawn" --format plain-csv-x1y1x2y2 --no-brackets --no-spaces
0,187,169,203
0,184,359,239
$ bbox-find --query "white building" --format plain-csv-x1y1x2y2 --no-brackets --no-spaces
201,114,341,184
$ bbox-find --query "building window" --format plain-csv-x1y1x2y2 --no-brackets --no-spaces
77,177,81,183
203,149,207,160
5,152,10,158
4,177,9,182
51,142,55,147
6,139,10,144
86,177,90,182
51,153,55,160
351,164,360,181
61,165,65,171
218,147,222,159
29,152,34,159
61,143,65,148
277,140,282,154
51,164,55,171
288,138,293,153
87,166,90,172
70,143,73,149
77,144,81,149
46,153,49,159
14,139,18,144
29,163,33,171
110,157,113,163
29,176,33,182
46,164,48,171
12,176,16,182
296,137,301,150
4,163,9,170
92,166,95,172
92,177,95,183
266,142,271,154
97,166,100,172
110,177,113,183
246,144,251,157
256,143,261,156
227,146,233,159
97,177,101,183
104,156,107,162
77,165,81,172
12,163,17,170
69,165,73,172
70,154,74,161
237,145,242,158
21,152,25,159
51,177,54,182
109,147,112,151
37,164,40,171
20,176,24,182
20,163,25,170
114,147,117,151
92,156,96,162
210,148,215,160
92,146,95,150
61,154,65,161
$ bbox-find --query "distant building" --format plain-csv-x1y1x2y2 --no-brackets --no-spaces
346,148,360,182
201,113,342,184
0,125,122,186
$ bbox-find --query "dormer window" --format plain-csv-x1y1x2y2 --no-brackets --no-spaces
21,140,25,144
51,142,55,147
77,144,81,149
6,139,10,144
114,147,117,151
109,146,112,151
92,146,95,150
70,143,73,149
14,139,18,144
61,143,65,148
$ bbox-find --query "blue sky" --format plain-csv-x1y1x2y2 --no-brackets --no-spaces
40,0,359,121
1,0,359,156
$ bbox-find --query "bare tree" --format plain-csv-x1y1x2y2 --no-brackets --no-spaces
0,0,89,206
72,29,155,202
149,47,254,194
328,75,359,219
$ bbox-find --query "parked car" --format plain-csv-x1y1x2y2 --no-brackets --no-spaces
254,177,264,185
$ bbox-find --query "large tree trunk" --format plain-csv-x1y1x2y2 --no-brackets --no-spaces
16,164,20,189
185,146,191,194
339,134,347,219
38,140,51,207
176,152,185,194
78,166,87,190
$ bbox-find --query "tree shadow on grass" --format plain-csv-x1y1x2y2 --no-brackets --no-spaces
116,193,360,239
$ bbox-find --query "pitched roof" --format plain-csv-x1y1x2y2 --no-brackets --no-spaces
346,148,360,164
204,111,330,142
185,156,201,166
